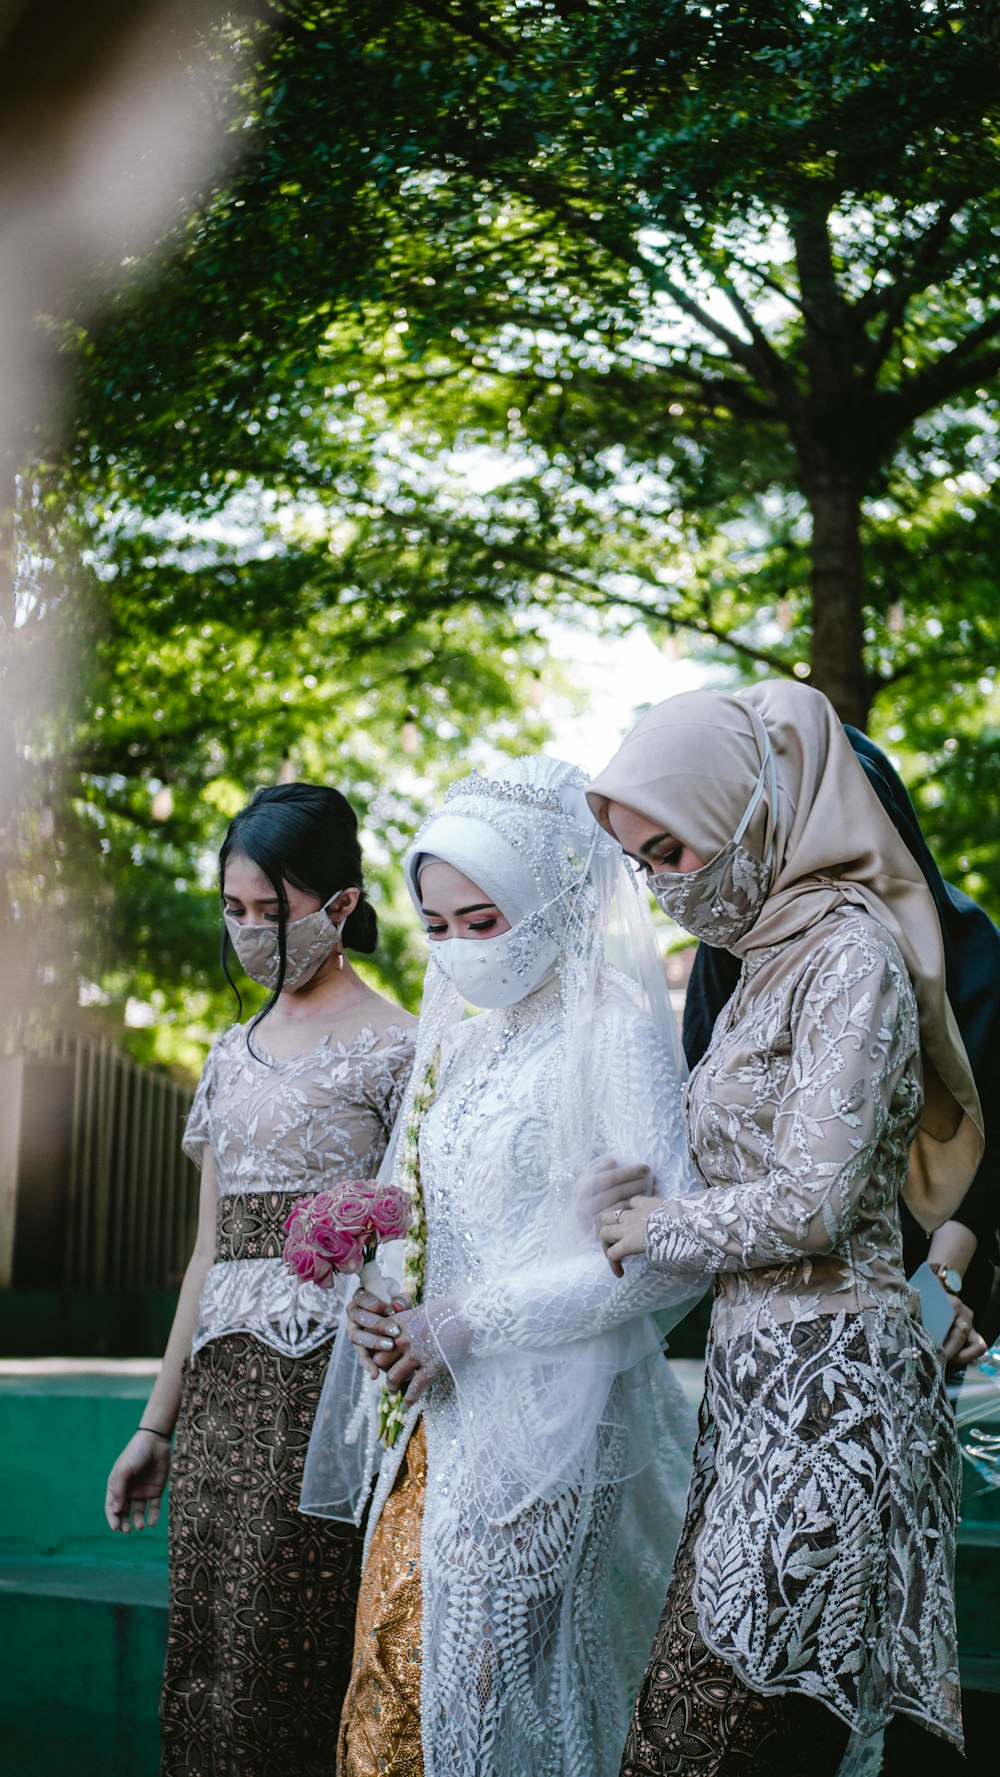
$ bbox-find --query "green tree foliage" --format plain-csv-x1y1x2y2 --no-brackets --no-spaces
33,0,1000,1068
15,470,551,1073
70,0,1000,719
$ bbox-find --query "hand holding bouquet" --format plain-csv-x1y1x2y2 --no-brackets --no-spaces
283,1178,412,1304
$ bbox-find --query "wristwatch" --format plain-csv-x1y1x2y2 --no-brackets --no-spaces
932,1264,963,1295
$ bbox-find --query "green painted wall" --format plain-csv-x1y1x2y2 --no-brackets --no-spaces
1,1360,998,1775
0,1368,167,1776
0,1369,168,1566
0,1291,179,1360
1,1584,165,1777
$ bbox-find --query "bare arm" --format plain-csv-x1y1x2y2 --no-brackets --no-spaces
104,1148,218,1531
927,1218,986,1365
927,1218,978,1281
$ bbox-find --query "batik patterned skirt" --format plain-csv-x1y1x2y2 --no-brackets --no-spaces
160,1331,363,1777
619,1501,853,1777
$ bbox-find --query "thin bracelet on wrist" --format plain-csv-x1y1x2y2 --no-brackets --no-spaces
138,1423,173,1440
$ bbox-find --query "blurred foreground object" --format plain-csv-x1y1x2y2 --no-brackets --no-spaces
0,0,259,1050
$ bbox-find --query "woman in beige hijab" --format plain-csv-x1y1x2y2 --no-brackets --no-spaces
588,679,983,1776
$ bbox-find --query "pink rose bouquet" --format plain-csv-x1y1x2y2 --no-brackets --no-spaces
283,1178,412,1302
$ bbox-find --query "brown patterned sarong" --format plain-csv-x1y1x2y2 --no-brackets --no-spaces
337,1418,426,1777
216,1190,305,1261
161,1332,363,1777
621,1510,853,1777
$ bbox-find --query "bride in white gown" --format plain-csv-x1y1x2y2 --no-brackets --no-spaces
302,756,707,1777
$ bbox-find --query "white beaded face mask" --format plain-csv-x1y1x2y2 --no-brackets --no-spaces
427,828,599,1010
430,909,562,1009
648,745,778,946
224,892,346,990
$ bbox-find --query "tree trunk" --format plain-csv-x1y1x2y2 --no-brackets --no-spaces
805,471,871,731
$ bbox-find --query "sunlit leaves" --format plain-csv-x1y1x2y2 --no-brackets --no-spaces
40,0,1000,1063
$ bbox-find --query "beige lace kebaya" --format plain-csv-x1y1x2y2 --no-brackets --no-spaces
587,680,982,1745
184,1017,415,1358
589,678,982,1227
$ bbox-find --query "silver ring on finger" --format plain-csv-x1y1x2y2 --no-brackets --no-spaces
614,1206,623,1222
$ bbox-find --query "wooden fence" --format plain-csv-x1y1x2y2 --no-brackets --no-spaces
0,1032,198,1292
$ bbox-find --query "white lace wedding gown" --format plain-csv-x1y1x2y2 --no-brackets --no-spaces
361,976,705,1777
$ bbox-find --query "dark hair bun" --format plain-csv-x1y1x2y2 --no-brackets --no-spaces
342,891,378,955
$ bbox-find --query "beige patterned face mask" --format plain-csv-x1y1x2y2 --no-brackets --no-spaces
649,745,777,946
224,892,346,990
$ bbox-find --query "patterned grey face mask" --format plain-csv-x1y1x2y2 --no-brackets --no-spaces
224,892,346,990
649,746,777,946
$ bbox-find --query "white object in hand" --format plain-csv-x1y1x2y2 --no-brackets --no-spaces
357,1258,401,1306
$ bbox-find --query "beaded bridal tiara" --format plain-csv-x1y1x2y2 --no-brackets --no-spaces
441,771,577,817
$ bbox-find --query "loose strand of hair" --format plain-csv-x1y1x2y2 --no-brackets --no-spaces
244,882,288,1066
220,930,244,1022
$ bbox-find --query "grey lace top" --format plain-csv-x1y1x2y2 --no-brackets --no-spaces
183,1018,415,1359
644,904,963,1744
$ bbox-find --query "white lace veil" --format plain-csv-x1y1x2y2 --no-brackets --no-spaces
301,756,702,1528
306,759,707,1776
401,752,688,1180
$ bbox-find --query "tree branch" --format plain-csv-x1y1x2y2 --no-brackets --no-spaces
421,128,789,398
878,317,1000,441
857,203,964,388
626,359,780,421
432,534,804,677
671,219,803,402
611,594,801,677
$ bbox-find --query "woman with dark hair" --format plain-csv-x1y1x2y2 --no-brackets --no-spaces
104,781,416,1777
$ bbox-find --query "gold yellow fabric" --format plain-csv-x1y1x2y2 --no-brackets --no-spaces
337,1419,425,1777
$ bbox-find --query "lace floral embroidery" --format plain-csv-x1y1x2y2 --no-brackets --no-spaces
650,841,773,947
643,905,962,1745
184,1020,415,1359
360,984,702,1777
378,1046,438,1448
